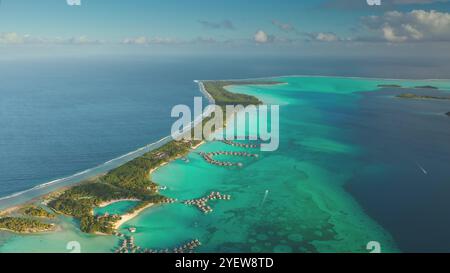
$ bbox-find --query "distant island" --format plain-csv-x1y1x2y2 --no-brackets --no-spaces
415,85,439,90
0,217,54,233
396,93,450,100
377,84,439,90
0,80,280,235
201,80,281,106
378,84,402,88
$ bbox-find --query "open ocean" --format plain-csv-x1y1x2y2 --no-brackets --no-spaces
1,55,450,252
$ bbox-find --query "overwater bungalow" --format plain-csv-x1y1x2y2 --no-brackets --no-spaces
221,140,260,149
200,150,258,167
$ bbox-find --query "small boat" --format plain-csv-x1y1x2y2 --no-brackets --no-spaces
129,227,137,233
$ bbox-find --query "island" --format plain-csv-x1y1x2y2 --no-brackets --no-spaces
396,93,450,100
378,84,402,88
48,140,199,234
202,80,281,106
414,85,439,90
377,84,439,90
22,206,55,218
0,79,279,236
0,205,56,233
0,217,54,233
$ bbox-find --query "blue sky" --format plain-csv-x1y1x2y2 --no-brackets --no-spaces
0,0,449,56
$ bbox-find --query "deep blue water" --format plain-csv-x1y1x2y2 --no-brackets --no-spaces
281,86,450,252
1,54,450,251
346,88,450,252
0,56,200,198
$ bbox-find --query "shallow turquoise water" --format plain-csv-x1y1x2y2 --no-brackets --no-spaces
0,216,117,253
2,76,450,253
94,201,140,216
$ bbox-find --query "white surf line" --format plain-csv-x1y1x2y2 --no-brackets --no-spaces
200,75,450,82
416,162,428,175
260,190,269,207
195,80,215,104
0,81,217,204
0,168,95,201
102,135,172,165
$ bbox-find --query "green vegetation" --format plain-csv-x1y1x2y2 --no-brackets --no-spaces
415,85,439,90
35,80,264,234
378,84,402,88
378,84,439,90
2,80,272,235
0,217,53,233
202,81,280,106
22,206,55,218
80,214,120,234
397,93,450,100
48,140,199,234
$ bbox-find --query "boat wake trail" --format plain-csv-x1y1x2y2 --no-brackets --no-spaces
260,190,269,207
416,162,428,175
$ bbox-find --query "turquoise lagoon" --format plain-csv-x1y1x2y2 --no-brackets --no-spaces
2,76,450,253
94,201,140,217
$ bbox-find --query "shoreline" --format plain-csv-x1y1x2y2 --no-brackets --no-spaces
2,75,450,211
104,80,268,229
97,199,141,208
0,136,173,210
0,78,266,236
222,82,288,89
198,74,450,82
113,203,155,230
0,224,56,235
196,81,215,104
0,136,208,234
74,80,232,231
109,140,206,230
0,76,413,252
0,83,214,212
0,175,102,216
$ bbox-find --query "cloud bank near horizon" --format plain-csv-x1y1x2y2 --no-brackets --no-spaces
0,0,449,58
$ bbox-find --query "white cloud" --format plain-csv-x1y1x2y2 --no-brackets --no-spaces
122,36,222,45
0,32,103,45
382,24,408,42
122,36,178,45
362,10,450,42
0,33,25,44
254,30,274,43
315,32,339,42
402,24,424,39
66,36,102,45
303,32,342,42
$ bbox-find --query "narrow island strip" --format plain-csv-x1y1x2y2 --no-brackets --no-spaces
0,79,282,235
396,93,450,100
